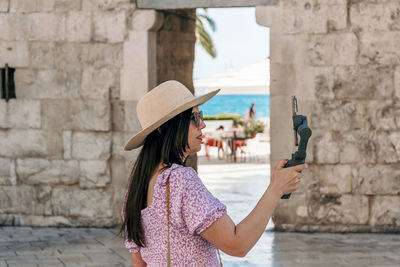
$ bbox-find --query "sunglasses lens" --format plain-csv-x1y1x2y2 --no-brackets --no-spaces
191,111,203,127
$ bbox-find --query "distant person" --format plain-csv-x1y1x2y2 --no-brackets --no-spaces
249,102,256,119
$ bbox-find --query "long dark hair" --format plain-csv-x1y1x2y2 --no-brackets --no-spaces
120,107,192,247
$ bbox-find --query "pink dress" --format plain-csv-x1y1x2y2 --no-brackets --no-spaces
122,163,227,266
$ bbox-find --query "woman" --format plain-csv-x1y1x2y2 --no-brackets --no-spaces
121,80,307,266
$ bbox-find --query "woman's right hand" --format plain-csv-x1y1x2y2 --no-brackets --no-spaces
268,159,308,197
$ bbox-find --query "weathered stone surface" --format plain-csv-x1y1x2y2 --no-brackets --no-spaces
53,42,82,70
15,69,81,99
111,132,125,159
314,67,334,100
9,0,36,12
18,215,71,226
395,67,400,100
18,185,52,215
0,186,17,213
17,158,79,185
309,194,369,224
0,158,16,186
41,100,71,130
36,0,81,12
0,129,62,158
29,42,55,68
70,100,111,131
71,132,111,160
314,131,340,164
368,100,400,131
0,101,7,128
52,186,112,218
111,101,125,131
273,193,308,228
359,32,400,65
81,67,115,100
81,43,123,68
370,196,400,227
353,164,400,195
28,13,66,41
0,0,8,12
0,41,29,67
333,66,394,99
82,0,132,11
79,160,110,188
63,130,72,159
66,11,92,42
339,130,376,164
124,101,141,131
350,2,400,32
377,132,400,163
314,165,352,194
7,99,41,129
308,33,358,66
311,101,366,132
93,12,127,43
1,13,30,41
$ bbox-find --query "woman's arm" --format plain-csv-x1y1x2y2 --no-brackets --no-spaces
131,252,146,267
200,159,307,257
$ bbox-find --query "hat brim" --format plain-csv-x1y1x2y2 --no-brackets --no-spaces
124,89,220,151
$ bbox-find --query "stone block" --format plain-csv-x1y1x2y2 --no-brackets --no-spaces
124,101,141,131
70,100,111,131
0,0,8,12
0,41,29,67
0,158,16,186
7,99,41,128
309,193,369,224
28,13,66,41
16,69,81,99
41,100,72,130
53,42,82,70
359,31,400,65
0,14,9,41
66,11,92,42
368,100,400,131
0,186,17,213
111,132,125,159
0,129,62,158
314,165,352,194
311,101,366,132
71,131,111,160
111,101,125,131
18,215,71,226
377,132,400,163
0,100,7,128
9,0,36,12
79,160,111,188
273,193,308,227
333,66,394,99
16,158,79,185
314,131,340,164
52,186,112,218
82,0,132,11
340,130,376,164
370,196,400,227
36,0,81,12
353,164,400,195
81,67,115,100
350,2,400,32
308,33,358,66
81,43,123,68
63,130,72,159
17,185,52,215
314,67,334,100
4,13,30,41
93,11,127,43
29,42,55,68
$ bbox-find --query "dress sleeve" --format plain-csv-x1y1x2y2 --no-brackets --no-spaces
121,190,140,253
181,168,227,235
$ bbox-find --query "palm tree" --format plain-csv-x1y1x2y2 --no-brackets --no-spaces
196,9,217,58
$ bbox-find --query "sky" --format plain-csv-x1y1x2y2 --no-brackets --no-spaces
193,7,270,80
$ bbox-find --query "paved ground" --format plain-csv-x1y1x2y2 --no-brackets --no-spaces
1,163,399,266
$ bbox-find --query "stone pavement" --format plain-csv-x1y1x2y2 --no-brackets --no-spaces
1,226,400,267
1,163,399,266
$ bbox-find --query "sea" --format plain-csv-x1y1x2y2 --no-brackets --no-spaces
198,94,270,119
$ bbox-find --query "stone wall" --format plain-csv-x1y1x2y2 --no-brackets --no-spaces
257,0,400,232
0,0,196,227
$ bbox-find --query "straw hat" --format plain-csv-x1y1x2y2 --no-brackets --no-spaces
124,80,220,151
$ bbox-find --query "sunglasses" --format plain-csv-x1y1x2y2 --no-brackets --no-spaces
190,110,203,128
